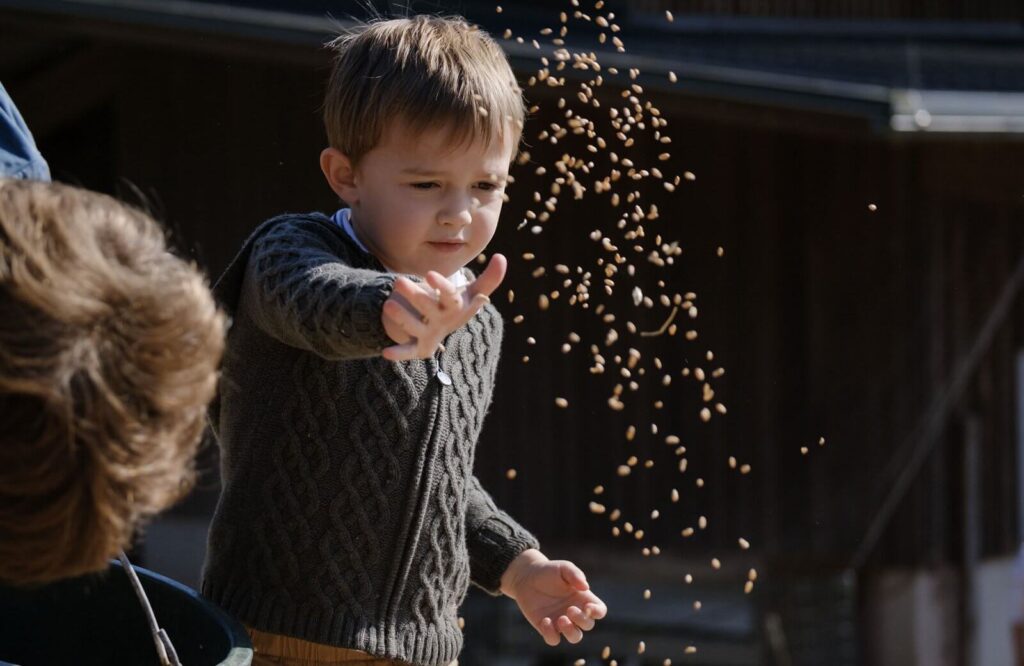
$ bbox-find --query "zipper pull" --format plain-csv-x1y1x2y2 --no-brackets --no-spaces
434,341,451,386
430,352,450,383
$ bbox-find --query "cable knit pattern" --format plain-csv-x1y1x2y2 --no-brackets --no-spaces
201,213,538,666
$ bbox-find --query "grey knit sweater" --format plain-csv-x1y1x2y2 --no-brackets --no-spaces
201,213,538,666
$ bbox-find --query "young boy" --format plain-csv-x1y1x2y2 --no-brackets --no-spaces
0,179,225,585
202,15,606,666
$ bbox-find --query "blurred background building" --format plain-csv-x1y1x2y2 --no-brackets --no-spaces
2,1,1024,664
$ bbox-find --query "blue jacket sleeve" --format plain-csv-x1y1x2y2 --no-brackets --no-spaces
0,81,50,182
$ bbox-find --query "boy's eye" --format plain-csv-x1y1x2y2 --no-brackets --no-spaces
411,182,439,190
475,181,504,191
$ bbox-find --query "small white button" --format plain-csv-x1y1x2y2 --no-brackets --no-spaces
436,370,452,386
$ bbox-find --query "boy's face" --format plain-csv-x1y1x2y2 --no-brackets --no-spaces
337,122,516,279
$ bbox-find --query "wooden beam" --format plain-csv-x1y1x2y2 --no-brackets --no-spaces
6,44,117,138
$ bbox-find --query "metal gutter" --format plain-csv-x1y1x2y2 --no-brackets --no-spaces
3,0,1024,133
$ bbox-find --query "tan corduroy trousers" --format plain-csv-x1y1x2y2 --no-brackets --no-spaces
247,627,457,666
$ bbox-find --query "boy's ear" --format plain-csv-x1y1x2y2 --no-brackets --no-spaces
320,148,359,204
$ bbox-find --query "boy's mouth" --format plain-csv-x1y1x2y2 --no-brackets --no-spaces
427,240,467,253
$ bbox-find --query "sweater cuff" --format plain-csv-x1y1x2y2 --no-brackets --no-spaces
347,276,396,352
467,516,540,596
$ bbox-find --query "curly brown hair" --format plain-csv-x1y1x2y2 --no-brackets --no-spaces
0,179,226,586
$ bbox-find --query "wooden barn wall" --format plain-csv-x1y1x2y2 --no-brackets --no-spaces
3,21,1024,570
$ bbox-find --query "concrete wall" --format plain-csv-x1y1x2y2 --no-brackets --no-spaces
864,556,1022,666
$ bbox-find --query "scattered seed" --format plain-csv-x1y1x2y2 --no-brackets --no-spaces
506,468,517,480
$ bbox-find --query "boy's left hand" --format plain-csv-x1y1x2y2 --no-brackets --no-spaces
500,549,607,646
381,254,506,361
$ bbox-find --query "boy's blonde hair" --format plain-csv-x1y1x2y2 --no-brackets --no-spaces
323,15,525,164
0,179,226,586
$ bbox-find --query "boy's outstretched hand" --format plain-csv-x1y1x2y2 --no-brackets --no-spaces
381,254,506,361
500,549,608,646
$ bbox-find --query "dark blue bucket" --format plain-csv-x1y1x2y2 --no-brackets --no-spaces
0,560,252,665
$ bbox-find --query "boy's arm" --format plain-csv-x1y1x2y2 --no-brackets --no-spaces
467,475,608,646
465,474,540,595
240,218,395,360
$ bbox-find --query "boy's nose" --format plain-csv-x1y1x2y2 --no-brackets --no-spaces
437,197,475,227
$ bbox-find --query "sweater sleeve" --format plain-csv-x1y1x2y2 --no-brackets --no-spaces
465,474,540,595
239,217,396,360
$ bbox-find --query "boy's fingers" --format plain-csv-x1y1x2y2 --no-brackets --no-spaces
537,617,560,647
383,300,427,337
381,342,425,362
392,276,420,301
560,562,590,591
447,293,489,332
395,288,441,322
394,277,438,310
467,253,507,299
459,293,491,324
583,601,607,621
426,271,460,311
567,606,595,632
556,615,583,644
